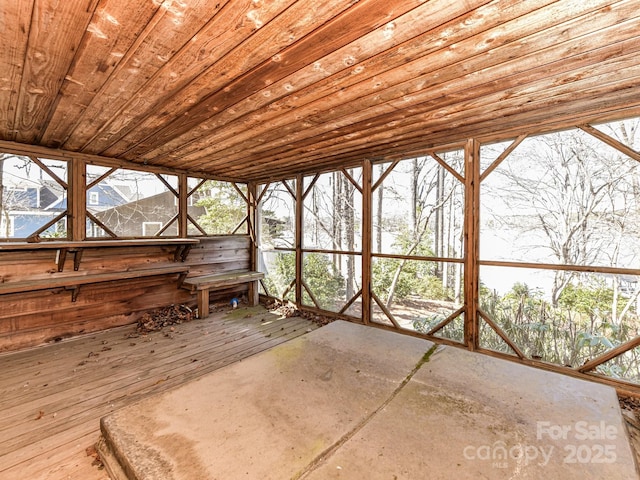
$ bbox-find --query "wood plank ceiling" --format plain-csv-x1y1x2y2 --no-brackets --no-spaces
1,0,640,182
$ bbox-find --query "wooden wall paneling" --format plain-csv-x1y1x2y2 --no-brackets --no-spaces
165,0,557,170
0,276,193,351
185,237,250,263
0,236,252,352
61,0,220,152
234,52,640,181
0,0,34,139
116,0,420,160
139,0,496,166
227,38,640,180
38,0,162,147
13,0,98,144
179,1,640,178
0,251,60,282
185,250,251,267
93,0,296,156
187,261,251,277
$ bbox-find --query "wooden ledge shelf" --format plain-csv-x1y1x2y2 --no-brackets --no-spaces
182,270,264,318
0,265,190,302
0,238,199,271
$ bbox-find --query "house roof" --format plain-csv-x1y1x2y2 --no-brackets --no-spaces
1,0,640,182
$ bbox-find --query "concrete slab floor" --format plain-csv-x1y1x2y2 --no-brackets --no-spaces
98,321,639,479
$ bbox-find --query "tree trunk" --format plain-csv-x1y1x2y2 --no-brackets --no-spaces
410,158,418,236
375,164,384,252
332,172,342,270
344,172,355,299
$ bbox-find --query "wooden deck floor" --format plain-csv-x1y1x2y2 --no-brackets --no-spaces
0,305,319,480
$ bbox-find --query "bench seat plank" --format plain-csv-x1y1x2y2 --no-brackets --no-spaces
181,270,264,318
181,271,264,293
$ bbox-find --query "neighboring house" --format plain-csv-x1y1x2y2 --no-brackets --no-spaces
2,180,211,239
93,190,206,237
0,181,132,239
0,183,66,238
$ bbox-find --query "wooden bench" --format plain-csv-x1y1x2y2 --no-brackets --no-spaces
0,265,190,302
181,270,264,318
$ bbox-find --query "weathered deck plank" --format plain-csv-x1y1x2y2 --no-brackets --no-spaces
0,306,319,480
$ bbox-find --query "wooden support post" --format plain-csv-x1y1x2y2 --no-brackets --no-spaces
464,138,481,351
361,159,373,325
248,280,259,306
248,182,258,271
69,159,86,241
197,289,210,319
248,182,260,305
295,174,303,306
178,174,188,238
